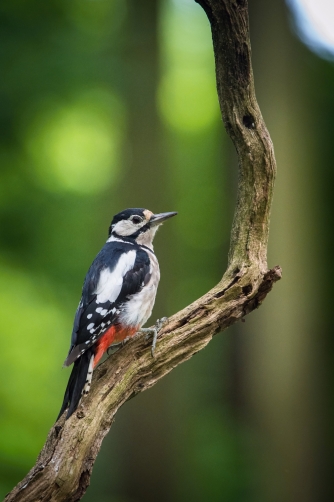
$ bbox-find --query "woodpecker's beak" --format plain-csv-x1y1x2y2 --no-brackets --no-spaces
150,211,177,227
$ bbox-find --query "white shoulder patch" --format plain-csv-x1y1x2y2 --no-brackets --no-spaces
95,250,136,303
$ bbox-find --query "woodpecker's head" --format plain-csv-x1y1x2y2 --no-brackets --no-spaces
108,208,177,248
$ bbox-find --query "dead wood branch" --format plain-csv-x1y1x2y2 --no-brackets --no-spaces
5,1,280,501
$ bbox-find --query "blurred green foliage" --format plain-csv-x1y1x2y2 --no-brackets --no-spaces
0,0,129,495
1,0,334,501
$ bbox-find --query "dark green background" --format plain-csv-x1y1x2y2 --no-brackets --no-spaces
0,0,333,501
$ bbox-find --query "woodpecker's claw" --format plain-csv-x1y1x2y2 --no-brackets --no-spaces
156,317,168,331
140,317,168,357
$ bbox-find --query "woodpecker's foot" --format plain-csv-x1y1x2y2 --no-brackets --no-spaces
140,317,168,357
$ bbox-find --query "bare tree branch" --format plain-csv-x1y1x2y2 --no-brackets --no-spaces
4,1,280,501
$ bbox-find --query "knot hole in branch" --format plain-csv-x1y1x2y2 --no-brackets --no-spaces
242,284,253,295
243,114,255,129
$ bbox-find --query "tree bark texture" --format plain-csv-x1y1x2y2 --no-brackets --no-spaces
4,1,280,501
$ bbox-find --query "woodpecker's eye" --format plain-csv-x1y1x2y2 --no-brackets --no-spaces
131,215,142,224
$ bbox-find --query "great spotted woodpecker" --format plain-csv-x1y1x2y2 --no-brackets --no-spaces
58,208,177,419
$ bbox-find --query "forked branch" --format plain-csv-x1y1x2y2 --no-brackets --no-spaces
5,1,280,501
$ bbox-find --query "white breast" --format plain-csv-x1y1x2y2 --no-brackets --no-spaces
118,250,160,328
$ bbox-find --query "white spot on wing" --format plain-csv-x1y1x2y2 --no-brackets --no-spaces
87,323,95,330
87,314,92,319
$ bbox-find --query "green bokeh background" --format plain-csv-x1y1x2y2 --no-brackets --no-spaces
0,0,333,501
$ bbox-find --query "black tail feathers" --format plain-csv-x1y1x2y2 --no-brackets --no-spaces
57,348,94,420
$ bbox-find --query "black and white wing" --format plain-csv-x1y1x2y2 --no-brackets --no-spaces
64,243,151,366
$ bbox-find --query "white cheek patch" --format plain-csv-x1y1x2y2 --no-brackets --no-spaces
95,250,136,303
111,220,135,236
111,218,147,237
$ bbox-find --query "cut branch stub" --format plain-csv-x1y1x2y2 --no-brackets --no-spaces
4,1,280,501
